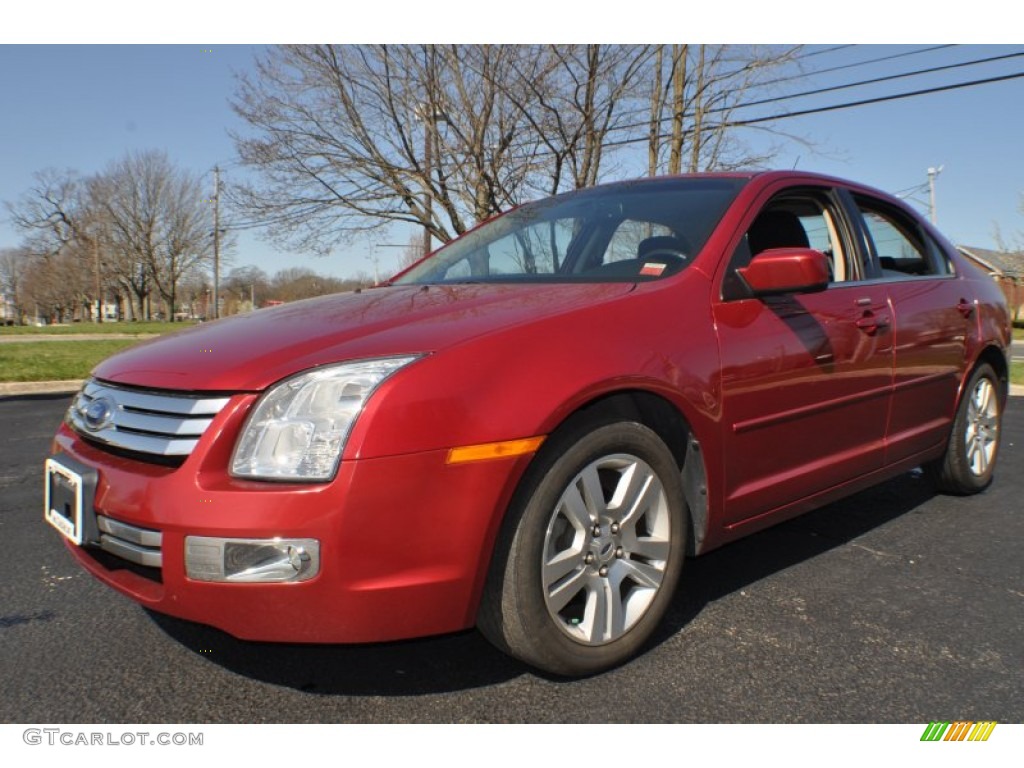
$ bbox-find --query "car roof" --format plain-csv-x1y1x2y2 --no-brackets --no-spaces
576,170,895,200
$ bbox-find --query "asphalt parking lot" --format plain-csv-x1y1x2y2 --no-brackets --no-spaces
1,394,1021,723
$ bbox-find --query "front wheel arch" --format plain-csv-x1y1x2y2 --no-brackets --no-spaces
522,390,709,555
477,410,691,676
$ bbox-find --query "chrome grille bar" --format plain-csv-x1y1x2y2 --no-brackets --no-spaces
69,379,230,457
97,515,162,568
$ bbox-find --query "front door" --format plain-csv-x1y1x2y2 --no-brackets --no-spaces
713,188,893,526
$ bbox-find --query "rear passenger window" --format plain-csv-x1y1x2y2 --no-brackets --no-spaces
854,198,950,278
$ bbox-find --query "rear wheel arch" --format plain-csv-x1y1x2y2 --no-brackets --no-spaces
927,357,1005,494
971,346,1009,401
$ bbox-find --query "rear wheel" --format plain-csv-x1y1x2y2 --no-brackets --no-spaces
479,420,687,676
927,363,1003,494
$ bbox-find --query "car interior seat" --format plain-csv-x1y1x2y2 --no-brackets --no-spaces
586,234,690,279
746,210,809,256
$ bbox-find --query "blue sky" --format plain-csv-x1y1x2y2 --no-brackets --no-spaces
1,41,1022,281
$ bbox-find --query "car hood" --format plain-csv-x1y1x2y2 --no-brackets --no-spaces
93,282,635,392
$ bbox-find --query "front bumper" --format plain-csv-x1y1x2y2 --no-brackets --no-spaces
51,413,527,644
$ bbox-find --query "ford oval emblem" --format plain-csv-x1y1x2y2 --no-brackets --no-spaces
83,396,115,432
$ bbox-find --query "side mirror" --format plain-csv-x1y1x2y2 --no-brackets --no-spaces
736,248,830,297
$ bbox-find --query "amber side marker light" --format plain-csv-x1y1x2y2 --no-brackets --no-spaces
446,436,546,465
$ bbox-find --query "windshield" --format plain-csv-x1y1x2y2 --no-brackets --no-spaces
394,177,747,285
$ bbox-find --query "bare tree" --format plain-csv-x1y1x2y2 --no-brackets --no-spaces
160,168,217,319
232,44,807,257
232,45,545,254
397,234,426,271
6,154,221,322
222,264,270,312
266,266,361,302
504,45,654,196
90,151,214,320
4,168,84,257
649,44,804,174
15,247,89,324
3,169,106,320
7,166,142,321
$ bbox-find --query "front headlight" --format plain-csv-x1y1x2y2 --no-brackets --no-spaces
230,356,420,481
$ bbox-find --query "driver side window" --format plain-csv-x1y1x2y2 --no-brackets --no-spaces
722,192,854,300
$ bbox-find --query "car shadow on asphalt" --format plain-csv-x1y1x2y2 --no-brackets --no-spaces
148,470,938,696
648,469,939,652
147,610,528,695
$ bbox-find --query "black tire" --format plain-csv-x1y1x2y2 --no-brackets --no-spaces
478,420,687,676
927,363,1004,495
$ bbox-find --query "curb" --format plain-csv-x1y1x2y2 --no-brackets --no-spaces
0,380,84,397
0,333,158,344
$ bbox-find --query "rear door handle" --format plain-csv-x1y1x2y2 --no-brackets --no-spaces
957,298,974,318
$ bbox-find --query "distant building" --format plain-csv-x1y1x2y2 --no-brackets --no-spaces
1,290,17,325
958,246,1024,322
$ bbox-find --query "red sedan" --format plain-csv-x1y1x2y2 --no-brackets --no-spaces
45,171,1010,676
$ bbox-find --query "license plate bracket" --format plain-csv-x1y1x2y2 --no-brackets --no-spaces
44,455,98,546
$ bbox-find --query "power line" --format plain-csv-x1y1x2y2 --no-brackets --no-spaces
673,45,951,99
728,69,1024,127
229,68,1024,232
597,69,1024,150
498,48,1022,159
225,47,1022,233
730,50,1024,113
755,44,956,90
597,48,1024,142
798,45,856,60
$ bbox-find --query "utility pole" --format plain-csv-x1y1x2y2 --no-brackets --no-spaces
422,121,432,260
416,97,448,262
93,230,102,324
213,166,221,320
927,165,943,225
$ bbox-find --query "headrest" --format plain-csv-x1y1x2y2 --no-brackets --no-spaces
747,210,809,255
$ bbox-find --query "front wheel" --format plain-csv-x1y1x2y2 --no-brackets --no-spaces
479,421,687,676
927,363,1004,494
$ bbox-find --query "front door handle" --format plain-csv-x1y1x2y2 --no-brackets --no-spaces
856,313,890,334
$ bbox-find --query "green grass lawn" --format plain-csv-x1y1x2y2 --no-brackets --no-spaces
0,340,142,381
0,321,196,336
2,323,1022,385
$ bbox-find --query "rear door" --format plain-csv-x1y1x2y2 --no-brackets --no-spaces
847,194,970,463
713,186,893,525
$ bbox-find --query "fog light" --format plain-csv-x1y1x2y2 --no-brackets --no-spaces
185,536,320,583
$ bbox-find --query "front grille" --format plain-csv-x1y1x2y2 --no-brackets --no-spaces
69,379,230,458
97,515,162,568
